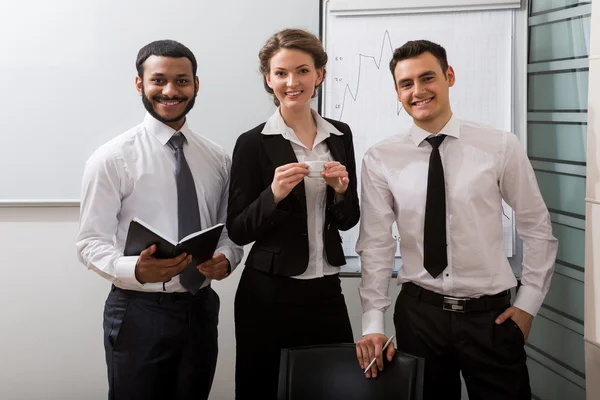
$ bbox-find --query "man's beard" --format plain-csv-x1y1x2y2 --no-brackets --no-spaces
141,85,196,125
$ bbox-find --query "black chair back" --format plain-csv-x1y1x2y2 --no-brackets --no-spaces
278,343,424,400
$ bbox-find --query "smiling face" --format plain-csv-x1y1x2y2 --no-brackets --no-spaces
135,55,199,130
265,48,324,113
394,52,455,132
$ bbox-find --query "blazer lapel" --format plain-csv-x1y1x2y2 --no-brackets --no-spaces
325,134,346,166
262,135,306,211
262,134,298,166
325,134,347,206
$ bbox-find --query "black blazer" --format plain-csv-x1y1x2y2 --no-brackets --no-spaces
226,117,360,276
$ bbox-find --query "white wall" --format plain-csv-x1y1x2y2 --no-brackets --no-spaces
0,207,107,399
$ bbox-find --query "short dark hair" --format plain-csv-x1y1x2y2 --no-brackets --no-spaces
389,40,448,83
136,40,197,78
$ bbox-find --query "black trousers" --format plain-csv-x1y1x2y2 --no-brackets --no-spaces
103,285,220,400
393,284,530,400
234,267,354,400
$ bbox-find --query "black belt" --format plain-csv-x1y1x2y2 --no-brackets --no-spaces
111,284,210,303
401,282,511,313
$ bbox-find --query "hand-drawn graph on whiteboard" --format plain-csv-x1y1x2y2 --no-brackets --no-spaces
322,8,516,258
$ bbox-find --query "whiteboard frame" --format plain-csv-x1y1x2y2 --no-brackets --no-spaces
0,200,80,207
328,0,523,15
319,0,528,276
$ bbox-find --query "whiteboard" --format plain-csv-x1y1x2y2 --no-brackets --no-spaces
0,0,313,203
321,4,516,259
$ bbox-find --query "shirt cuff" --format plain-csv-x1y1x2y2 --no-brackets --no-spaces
362,309,385,336
114,256,143,288
334,192,345,204
513,284,544,317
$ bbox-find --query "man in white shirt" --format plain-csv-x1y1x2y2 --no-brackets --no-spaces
355,40,557,400
76,40,243,400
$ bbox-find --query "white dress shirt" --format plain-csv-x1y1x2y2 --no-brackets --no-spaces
76,113,243,292
357,116,558,335
261,108,344,280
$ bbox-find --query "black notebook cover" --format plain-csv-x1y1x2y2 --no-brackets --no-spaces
123,218,224,266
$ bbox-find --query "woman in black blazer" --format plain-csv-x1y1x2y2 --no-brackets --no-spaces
226,28,360,400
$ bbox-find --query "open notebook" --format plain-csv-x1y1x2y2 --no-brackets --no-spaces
123,217,224,266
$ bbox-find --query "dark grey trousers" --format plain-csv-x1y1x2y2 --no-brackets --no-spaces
103,285,219,400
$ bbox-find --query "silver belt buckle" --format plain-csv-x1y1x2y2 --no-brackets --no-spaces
443,296,467,313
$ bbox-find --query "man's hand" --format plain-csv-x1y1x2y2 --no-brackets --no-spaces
197,253,230,281
495,306,533,340
356,333,395,379
322,161,349,194
134,244,192,284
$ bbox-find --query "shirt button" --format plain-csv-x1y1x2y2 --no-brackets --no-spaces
446,273,449,277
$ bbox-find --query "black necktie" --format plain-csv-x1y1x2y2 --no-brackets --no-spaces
423,135,447,278
169,134,205,294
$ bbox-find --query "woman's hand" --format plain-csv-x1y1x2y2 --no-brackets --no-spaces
322,161,349,194
271,162,309,204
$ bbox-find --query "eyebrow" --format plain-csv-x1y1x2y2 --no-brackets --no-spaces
273,64,310,71
148,72,191,78
397,70,437,86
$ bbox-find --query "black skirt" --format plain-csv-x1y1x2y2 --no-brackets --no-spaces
234,266,354,400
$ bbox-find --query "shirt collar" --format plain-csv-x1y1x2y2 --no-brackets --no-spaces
261,108,344,139
143,112,193,146
409,115,461,147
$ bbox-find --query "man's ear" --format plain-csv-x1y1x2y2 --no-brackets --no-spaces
135,76,143,96
394,81,401,101
446,66,456,87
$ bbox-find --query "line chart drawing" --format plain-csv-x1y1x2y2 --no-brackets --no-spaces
335,30,404,120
